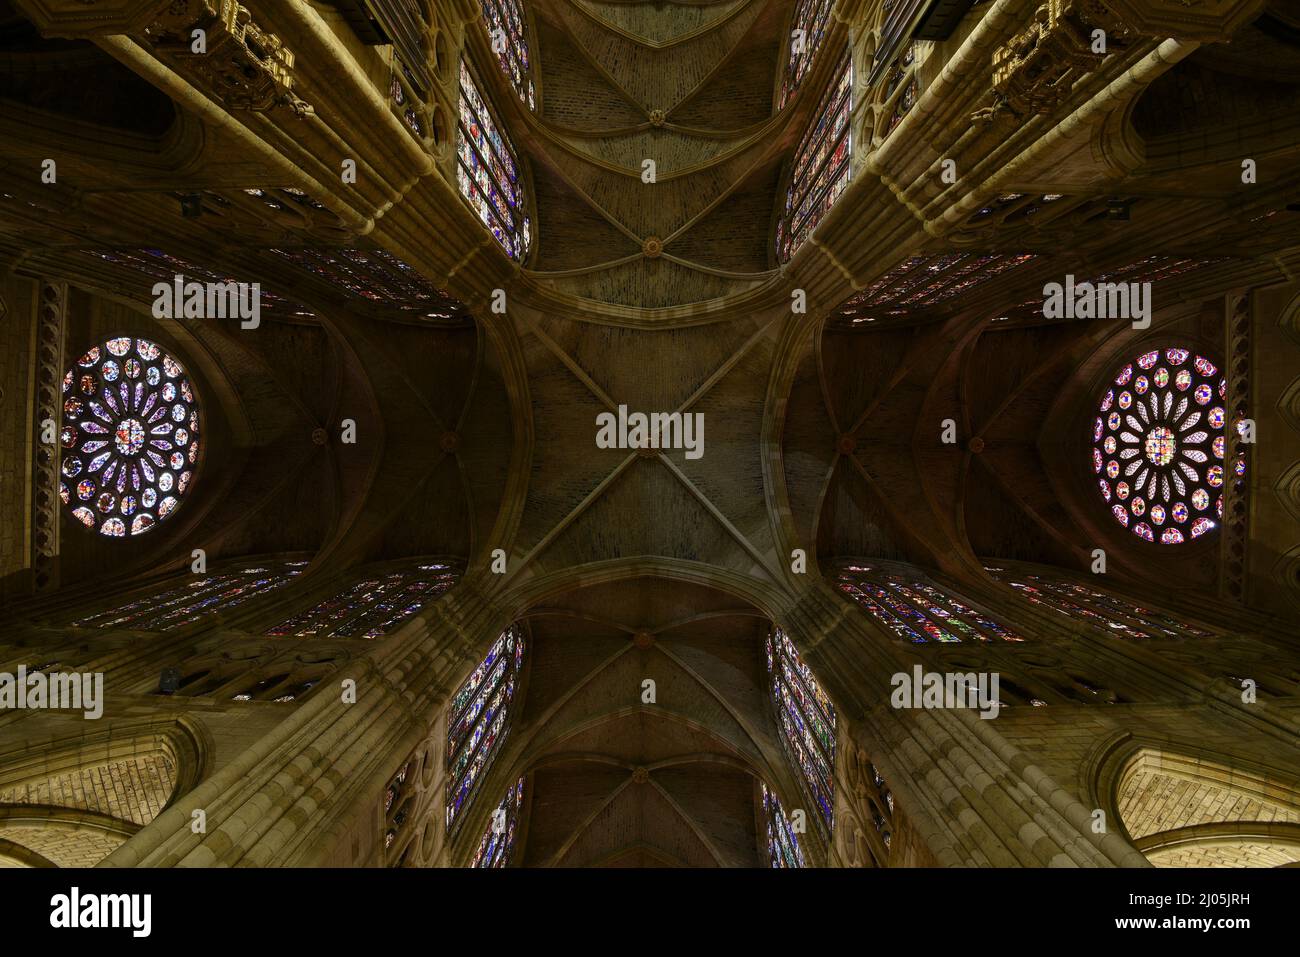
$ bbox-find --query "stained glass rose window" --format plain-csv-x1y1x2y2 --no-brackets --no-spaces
60,336,201,538
1091,347,1241,545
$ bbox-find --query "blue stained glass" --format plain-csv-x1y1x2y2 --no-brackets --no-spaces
458,59,531,261
762,782,806,867
767,629,836,834
73,561,308,631
446,625,526,832
987,567,1213,640
265,562,461,639
836,565,1023,643
778,0,836,109
777,49,852,262
480,0,535,110
470,776,526,867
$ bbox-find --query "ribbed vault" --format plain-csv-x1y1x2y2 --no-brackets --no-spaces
454,575,815,867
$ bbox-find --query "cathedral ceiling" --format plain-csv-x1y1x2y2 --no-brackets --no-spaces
513,0,795,310
455,575,809,867
2,0,1300,869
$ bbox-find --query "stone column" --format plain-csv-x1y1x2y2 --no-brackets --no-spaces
99,576,509,866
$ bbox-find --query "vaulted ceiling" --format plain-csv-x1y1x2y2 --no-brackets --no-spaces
472,576,795,866
502,0,805,310
2,0,1300,867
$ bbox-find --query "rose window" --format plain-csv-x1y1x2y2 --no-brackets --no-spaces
1091,347,1243,545
59,336,201,538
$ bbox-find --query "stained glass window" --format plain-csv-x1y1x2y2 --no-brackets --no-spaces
60,337,201,538
765,628,835,834
270,247,469,317
265,561,461,639
777,0,835,109
469,776,525,867
446,624,526,832
1092,348,1243,545
776,48,852,263
835,564,1025,642
985,566,1215,640
85,248,312,319
73,561,308,631
762,781,806,868
833,253,1038,326
458,58,532,262
863,760,894,863
384,756,416,857
480,0,535,110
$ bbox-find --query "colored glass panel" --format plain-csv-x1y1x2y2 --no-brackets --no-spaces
458,59,532,261
60,337,201,539
777,48,852,263
766,628,835,833
480,0,535,110
469,776,526,868
446,625,526,832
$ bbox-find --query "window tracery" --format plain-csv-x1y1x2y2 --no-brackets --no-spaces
835,564,1025,642
761,781,807,868
85,248,312,319
766,628,836,834
269,247,466,316
832,252,1038,326
446,624,526,832
778,0,835,109
480,0,535,110
984,565,1215,639
72,561,308,631
384,754,418,858
264,561,461,639
458,57,532,262
1092,348,1243,544
469,776,525,867
862,760,894,863
776,48,852,263
60,336,201,539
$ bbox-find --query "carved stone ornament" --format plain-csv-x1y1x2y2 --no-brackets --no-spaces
143,0,313,117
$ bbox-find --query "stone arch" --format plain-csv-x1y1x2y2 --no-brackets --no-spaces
0,717,208,867
1095,741,1300,867
443,570,824,867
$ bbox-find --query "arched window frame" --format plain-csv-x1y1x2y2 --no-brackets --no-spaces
70,558,310,632
1090,346,1242,546
479,0,536,110
984,562,1216,640
775,46,853,263
761,780,807,867
264,558,463,640
765,627,836,836
469,775,526,867
445,623,527,834
457,53,533,263
834,561,1025,643
777,0,836,110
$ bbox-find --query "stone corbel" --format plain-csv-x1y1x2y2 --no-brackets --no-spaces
974,0,1268,122
17,0,315,117
140,0,313,117
973,0,1107,123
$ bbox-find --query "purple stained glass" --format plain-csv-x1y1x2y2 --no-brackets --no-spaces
446,624,526,832
60,336,200,539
